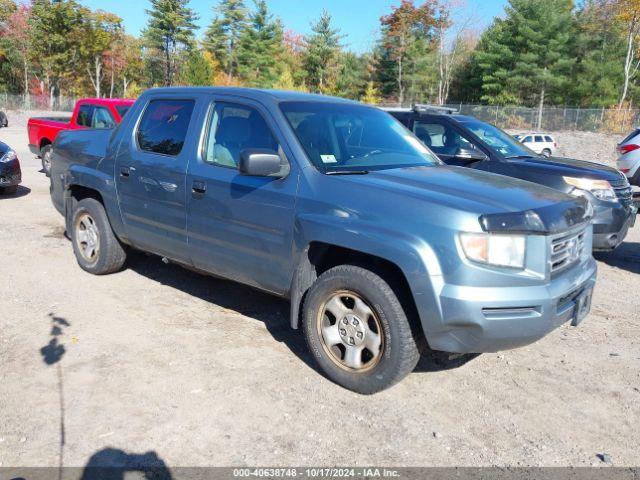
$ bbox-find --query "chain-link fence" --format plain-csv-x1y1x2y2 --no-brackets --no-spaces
442,104,640,135
0,93,77,112
2,93,639,134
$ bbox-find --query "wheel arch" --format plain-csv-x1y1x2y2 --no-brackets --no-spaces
39,138,52,150
63,167,128,244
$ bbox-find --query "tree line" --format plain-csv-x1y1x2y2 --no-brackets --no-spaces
1,0,639,110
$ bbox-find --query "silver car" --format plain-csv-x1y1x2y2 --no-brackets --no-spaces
617,128,640,186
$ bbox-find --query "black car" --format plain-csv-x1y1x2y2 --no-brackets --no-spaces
0,140,22,194
387,105,637,251
0,111,7,128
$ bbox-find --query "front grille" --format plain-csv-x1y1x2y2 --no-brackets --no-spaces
550,228,586,274
611,174,634,209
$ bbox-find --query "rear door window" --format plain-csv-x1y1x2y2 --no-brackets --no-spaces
92,107,116,129
534,135,544,143
136,99,195,156
76,105,94,127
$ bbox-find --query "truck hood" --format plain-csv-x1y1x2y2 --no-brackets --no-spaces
339,165,590,234
512,155,626,184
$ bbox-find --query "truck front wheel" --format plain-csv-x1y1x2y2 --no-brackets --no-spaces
71,198,126,275
302,265,421,394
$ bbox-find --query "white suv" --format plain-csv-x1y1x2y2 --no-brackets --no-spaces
617,128,640,186
517,133,557,157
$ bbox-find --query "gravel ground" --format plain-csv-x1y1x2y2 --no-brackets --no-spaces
1,116,639,470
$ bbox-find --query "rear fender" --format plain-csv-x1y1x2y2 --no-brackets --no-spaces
65,165,127,241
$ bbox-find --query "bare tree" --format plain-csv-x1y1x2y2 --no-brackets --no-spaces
436,0,477,105
617,1,640,108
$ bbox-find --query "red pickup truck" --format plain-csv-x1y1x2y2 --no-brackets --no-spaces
28,98,134,176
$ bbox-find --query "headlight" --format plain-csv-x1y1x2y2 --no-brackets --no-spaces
563,176,617,203
0,150,17,163
459,233,526,269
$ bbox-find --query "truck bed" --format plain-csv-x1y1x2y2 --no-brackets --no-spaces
29,116,72,125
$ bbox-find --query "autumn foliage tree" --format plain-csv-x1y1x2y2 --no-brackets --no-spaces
379,0,445,105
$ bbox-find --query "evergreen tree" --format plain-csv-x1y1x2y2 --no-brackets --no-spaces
474,0,575,121
333,51,367,99
303,10,343,93
236,0,283,88
570,0,626,106
203,0,247,83
142,0,198,87
179,48,213,86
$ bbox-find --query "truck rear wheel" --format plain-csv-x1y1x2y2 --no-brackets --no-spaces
71,198,126,275
302,265,420,394
41,145,53,177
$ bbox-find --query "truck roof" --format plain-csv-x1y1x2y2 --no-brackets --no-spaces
77,98,136,106
143,87,359,105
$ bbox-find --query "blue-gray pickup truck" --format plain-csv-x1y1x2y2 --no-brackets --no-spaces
50,87,597,393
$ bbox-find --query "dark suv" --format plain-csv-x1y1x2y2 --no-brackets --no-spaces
387,105,637,251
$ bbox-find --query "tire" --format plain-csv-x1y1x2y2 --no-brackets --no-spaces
542,149,552,158
302,265,421,394
71,198,126,275
0,186,17,195
41,144,53,177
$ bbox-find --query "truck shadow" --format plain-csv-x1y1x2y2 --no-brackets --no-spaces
126,254,320,374
127,254,478,379
594,241,640,275
415,350,480,372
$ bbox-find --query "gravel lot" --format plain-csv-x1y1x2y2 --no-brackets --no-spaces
1,113,639,470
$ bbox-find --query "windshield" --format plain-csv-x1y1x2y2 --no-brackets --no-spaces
280,101,440,172
459,119,537,158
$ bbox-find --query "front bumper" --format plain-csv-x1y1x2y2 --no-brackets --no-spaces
0,159,22,187
592,202,636,250
425,257,597,354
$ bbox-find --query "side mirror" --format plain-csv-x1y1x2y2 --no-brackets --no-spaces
239,149,285,177
454,147,488,162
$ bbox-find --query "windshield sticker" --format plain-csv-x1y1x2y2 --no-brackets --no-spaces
320,154,338,164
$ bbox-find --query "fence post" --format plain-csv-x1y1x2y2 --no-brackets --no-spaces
575,107,580,130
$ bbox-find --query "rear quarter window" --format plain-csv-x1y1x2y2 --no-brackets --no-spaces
544,136,553,143
76,105,94,127
136,99,195,156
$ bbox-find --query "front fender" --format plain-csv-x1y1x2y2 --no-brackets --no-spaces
290,213,445,338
